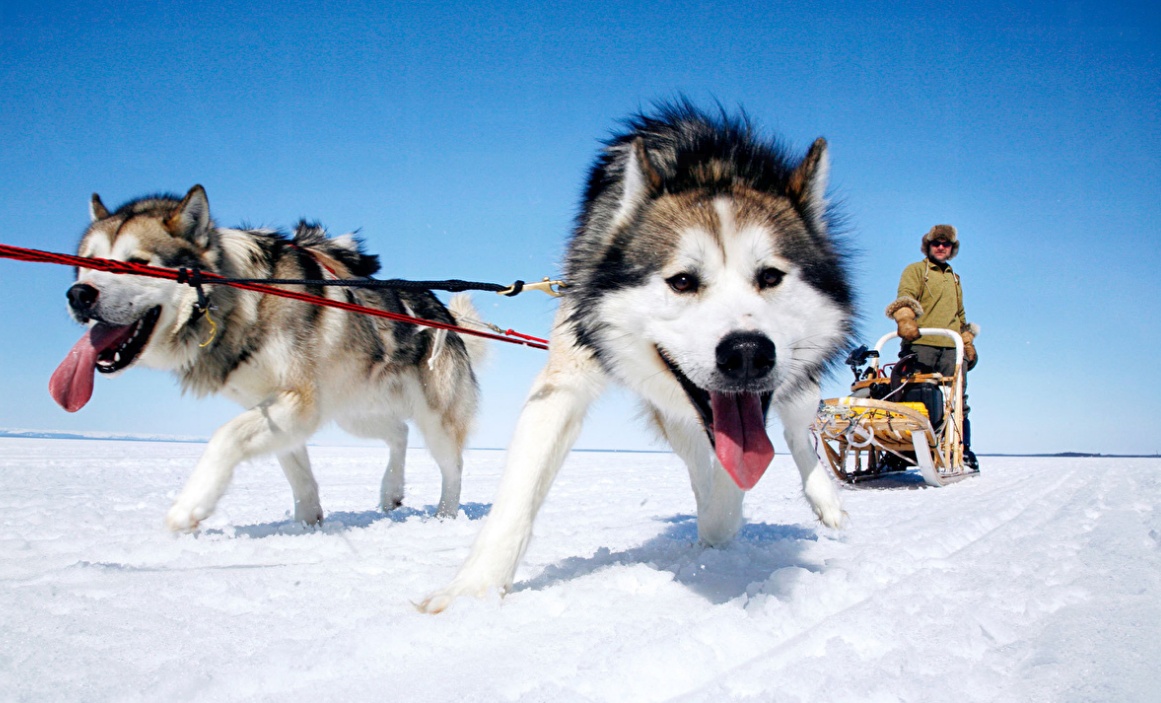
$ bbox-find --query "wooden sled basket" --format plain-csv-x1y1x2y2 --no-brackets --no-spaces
811,329,978,487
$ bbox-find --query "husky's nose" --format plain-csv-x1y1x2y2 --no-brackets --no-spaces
716,332,776,383
67,283,99,313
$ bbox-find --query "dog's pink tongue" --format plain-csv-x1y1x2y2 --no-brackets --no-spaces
49,325,130,412
711,392,775,490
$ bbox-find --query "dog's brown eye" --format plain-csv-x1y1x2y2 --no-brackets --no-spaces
127,256,150,266
758,267,785,289
666,272,699,294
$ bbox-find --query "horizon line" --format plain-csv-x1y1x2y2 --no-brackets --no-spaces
1,429,1157,458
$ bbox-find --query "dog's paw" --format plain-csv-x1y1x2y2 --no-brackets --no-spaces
165,502,209,532
803,466,845,529
813,503,848,529
415,579,498,614
415,590,457,614
294,503,323,526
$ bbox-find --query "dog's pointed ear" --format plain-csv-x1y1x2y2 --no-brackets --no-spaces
165,185,212,246
789,137,829,211
612,138,663,227
90,194,110,222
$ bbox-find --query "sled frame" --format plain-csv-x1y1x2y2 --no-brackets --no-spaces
812,329,976,487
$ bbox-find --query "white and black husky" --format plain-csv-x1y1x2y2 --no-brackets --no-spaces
421,103,855,611
51,185,485,530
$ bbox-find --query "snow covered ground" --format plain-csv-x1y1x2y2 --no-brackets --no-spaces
1,438,1158,702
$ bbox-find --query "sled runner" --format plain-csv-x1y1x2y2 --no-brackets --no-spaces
811,329,977,487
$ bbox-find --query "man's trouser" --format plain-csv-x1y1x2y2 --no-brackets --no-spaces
900,342,972,451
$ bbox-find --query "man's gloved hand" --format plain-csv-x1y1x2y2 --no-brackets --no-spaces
893,307,920,342
962,330,978,367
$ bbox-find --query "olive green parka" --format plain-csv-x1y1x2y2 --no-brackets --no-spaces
885,259,977,348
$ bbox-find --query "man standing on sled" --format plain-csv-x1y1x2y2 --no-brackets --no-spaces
885,224,980,469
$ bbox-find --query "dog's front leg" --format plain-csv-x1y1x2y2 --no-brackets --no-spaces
418,337,605,613
166,391,320,531
776,387,845,528
654,413,744,546
277,446,323,525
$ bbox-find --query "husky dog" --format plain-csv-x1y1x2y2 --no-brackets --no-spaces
421,103,854,612
50,185,485,530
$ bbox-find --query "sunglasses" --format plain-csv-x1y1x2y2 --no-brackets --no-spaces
930,241,953,249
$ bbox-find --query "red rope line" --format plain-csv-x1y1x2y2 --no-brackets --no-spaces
0,243,549,350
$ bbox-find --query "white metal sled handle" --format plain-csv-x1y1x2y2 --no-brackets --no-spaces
872,328,964,371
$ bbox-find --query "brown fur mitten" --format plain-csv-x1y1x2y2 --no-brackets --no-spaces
963,337,978,366
893,307,920,342
961,326,978,368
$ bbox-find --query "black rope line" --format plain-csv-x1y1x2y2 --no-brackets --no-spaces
218,277,520,294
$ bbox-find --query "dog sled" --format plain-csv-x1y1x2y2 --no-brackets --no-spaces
811,329,977,487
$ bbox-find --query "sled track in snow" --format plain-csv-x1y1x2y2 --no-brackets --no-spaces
674,466,1110,700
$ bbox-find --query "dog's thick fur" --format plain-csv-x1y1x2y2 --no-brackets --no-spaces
421,103,855,612
52,185,484,529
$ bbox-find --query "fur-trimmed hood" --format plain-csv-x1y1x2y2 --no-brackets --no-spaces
921,224,959,260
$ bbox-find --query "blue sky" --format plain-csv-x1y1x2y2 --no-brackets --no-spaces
1,0,1157,454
